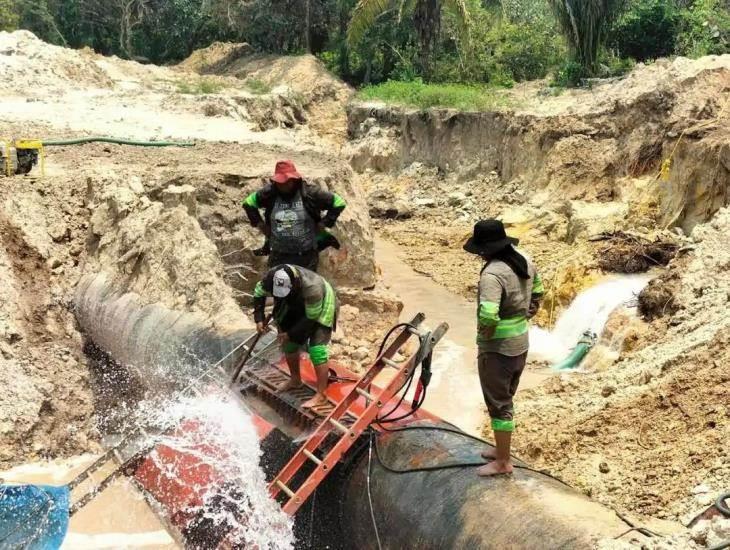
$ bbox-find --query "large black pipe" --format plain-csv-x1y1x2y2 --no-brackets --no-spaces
74,274,632,549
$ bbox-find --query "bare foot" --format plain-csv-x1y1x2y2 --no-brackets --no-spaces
302,393,329,409
481,447,497,460
277,379,302,392
477,460,513,477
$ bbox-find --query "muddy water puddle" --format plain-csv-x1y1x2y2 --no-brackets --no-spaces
375,238,551,435
0,455,178,549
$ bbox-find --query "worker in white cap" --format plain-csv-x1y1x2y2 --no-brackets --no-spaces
252,264,338,409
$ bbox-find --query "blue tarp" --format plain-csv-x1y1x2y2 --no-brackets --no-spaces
0,485,70,550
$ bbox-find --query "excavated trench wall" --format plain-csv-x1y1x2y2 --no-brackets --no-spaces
346,56,730,232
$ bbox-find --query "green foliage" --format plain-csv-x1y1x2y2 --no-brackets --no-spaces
675,0,729,57
357,79,510,110
0,0,18,31
176,78,224,94
547,0,629,75
610,0,679,61
244,78,271,95
348,0,471,75
551,60,586,87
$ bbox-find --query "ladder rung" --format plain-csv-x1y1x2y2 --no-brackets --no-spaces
275,480,296,499
382,357,398,368
329,418,350,435
407,327,424,337
303,449,322,465
355,387,375,401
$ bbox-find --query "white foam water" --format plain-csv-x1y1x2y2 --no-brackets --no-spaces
144,391,295,549
529,274,651,364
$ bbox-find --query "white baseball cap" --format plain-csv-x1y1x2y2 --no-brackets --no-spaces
272,269,293,298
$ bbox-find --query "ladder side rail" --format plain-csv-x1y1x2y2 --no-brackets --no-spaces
269,325,415,493
280,352,419,515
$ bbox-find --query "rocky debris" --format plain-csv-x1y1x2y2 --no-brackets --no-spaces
86,176,251,331
345,120,401,173
512,208,730,521
0,172,96,468
162,184,197,216
596,517,730,549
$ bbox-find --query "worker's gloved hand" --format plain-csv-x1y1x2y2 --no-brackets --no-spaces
278,332,290,344
316,230,341,252
256,322,266,334
527,297,542,319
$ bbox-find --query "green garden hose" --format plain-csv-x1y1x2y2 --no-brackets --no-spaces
42,137,195,147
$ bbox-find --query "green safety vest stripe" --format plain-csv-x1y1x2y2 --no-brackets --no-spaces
532,273,545,295
478,301,500,326
305,281,336,327
491,418,515,432
253,281,267,298
478,315,528,342
332,194,346,208
243,191,259,208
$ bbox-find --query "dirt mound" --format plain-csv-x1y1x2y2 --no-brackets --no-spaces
0,30,113,92
0,172,96,467
180,43,353,143
512,208,730,522
177,41,254,74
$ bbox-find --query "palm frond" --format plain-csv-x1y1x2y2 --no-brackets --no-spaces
347,0,397,47
548,0,627,73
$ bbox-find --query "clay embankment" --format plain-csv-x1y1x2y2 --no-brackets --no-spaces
344,54,730,531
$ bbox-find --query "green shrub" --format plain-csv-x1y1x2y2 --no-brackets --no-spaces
0,0,18,31
357,80,510,111
176,78,225,95
610,0,679,61
675,0,729,57
551,60,587,87
244,78,271,95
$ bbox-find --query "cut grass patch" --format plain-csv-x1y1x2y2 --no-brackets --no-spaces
357,80,511,111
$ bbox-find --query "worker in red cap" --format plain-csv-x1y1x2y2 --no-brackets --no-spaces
242,160,347,272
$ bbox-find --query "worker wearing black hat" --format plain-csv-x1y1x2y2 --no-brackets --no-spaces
464,219,544,476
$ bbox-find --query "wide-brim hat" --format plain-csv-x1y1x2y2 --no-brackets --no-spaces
271,160,302,185
463,219,519,256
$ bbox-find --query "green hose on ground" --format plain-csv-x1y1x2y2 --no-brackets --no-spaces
553,331,597,371
42,137,195,147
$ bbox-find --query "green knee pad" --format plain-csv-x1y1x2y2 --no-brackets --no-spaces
491,418,515,432
308,344,329,366
282,342,301,354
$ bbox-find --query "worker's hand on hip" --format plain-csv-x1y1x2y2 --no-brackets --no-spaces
256,322,266,334
480,326,496,340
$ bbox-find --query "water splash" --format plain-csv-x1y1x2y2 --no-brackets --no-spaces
530,274,650,364
142,391,295,550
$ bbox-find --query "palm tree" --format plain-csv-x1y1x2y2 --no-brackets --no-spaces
547,0,628,76
347,0,470,77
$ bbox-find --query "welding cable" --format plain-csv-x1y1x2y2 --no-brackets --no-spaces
366,433,383,550
369,425,660,537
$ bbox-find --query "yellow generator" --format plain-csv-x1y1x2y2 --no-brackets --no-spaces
1,140,43,176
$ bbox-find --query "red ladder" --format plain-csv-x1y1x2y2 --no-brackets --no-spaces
268,314,447,515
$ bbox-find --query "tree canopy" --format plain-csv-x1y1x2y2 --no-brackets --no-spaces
3,0,728,87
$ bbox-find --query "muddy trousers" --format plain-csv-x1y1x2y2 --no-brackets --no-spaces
477,350,528,432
